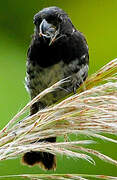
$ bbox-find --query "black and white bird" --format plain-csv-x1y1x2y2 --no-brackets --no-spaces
22,6,89,170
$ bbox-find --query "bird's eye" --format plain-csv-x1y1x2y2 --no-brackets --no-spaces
33,16,42,25
58,14,62,22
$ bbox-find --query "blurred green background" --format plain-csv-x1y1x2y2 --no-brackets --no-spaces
0,0,117,178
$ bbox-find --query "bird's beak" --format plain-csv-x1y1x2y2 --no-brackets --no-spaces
39,19,59,45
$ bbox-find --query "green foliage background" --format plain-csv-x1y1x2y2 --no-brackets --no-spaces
0,0,117,178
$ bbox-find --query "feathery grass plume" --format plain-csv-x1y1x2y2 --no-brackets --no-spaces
0,59,117,179
0,174,117,180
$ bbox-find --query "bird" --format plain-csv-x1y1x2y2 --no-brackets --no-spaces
22,6,89,170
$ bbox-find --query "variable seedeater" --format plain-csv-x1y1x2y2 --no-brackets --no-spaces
22,6,89,170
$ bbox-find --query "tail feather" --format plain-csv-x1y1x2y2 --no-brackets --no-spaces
22,151,56,170
22,102,56,170
22,137,56,170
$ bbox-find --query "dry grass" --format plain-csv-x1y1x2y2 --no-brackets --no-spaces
0,174,117,180
0,58,117,179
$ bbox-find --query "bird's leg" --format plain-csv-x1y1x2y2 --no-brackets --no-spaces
64,134,69,142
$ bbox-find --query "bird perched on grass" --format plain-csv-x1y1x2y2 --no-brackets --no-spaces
22,6,89,170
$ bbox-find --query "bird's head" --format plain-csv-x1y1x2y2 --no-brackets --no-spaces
33,7,75,45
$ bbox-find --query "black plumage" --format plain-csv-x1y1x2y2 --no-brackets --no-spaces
22,6,89,170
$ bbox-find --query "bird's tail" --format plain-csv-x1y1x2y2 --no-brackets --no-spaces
22,137,56,170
